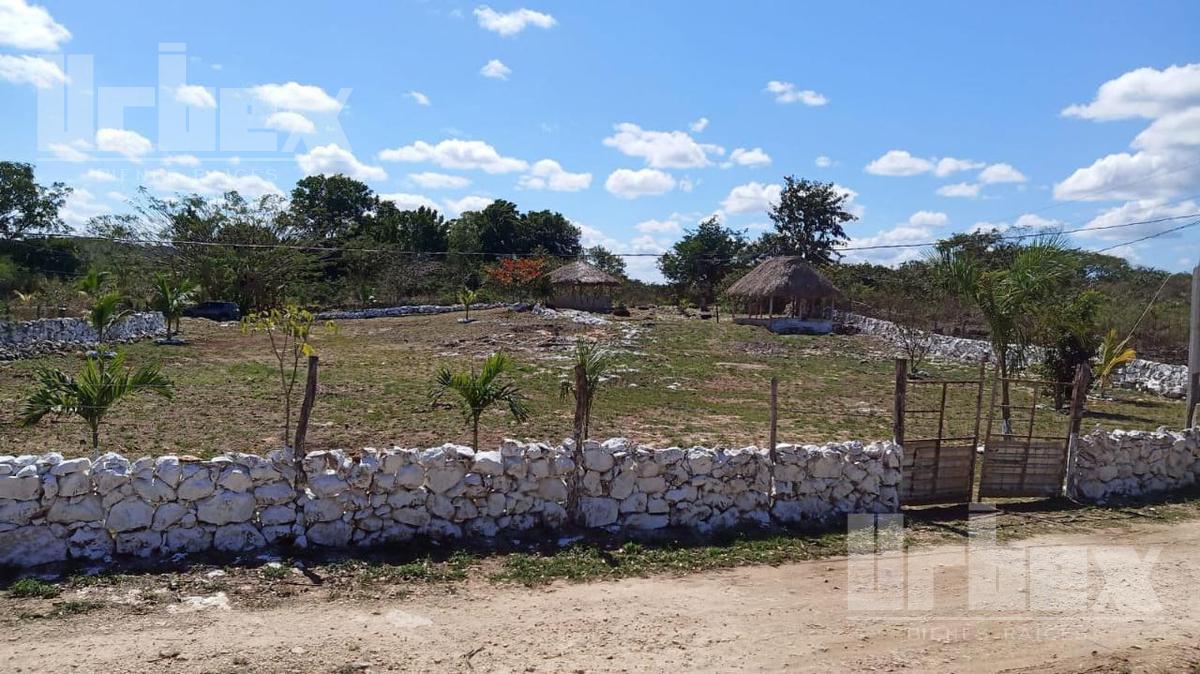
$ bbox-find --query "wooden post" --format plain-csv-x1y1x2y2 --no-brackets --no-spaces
893,358,908,446
1064,362,1093,496
569,363,587,525
293,355,319,455
1188,264,1200,427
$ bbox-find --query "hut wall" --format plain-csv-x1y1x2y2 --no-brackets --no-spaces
549,290,613,313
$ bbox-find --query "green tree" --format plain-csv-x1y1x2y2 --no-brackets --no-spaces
585,245,627,279
74,267,112,299
151,272,198,340
370,203,449,251
89,291,131,348
477,200,523,256
519,210,582,258
431,352,530,451
458,287,477,321
0,162,71,240
659,217,748,309
21,352,172,453
755,176,855,264
1035,291,1102,409
559,341,615,439
284,174,377,241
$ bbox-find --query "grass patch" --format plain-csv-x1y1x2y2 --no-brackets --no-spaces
7,578,60,599
360,551,478,584
18,599,104,621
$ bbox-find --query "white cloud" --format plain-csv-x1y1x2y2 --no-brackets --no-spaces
480,59,512,80
934,156,984,177
689,117,709,133
0,0,71,50
907,210,949,227
1062,63,1200,121
1053,149,1196,201
251,82,341,112
815,155,833,168
473,5,556,36
81,168,116,182
602,122,723,169
936,182,981,198
105,191,128,203
720,181,781,215
443,194,494,215
978,163,1027,184
162,154,200,166
48,139,90,162
408,172,470,189
379,139,528,173
296,143,387,181
143,169,284,197
0,54,65,88
265,111,316,134
635,218,682,235
842,225,934,266
1013,213,1060,229
764,80,827,106
407,90,431,106
174,84,215,108
380,192,440,211
1076,198,1200,240
60,188,109,229
1132,107,1200,150
517,159,592,191
865,149,934,176
726,147,771,168
604,168,676,199
95,128,152,160
833,183,865,218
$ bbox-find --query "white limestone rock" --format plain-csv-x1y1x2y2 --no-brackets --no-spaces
196,491,256,525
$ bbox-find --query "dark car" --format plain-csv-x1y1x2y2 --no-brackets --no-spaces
182,301,241,322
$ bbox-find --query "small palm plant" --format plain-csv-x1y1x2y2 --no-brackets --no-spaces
89,291,131,350
1096,328,1137,397
458,287,478,323
74,268,111,299
11,289,36,319
21,352,173,453
559,340,615,440
151,273,198,341
431,352,529,450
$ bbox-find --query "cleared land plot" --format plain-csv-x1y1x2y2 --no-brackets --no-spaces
0,307,1183,458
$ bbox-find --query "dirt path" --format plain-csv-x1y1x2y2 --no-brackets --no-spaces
4,519,1200,673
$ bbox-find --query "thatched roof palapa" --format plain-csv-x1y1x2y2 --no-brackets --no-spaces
724,256,838,299
547,261,622,286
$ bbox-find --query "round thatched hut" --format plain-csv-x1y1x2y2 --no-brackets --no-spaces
547,261,622,312
724,256,839,334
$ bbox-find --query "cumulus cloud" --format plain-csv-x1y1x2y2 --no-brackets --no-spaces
408,172,470,189
251,82,341,112
603,122,723,169
841,224,933,266
1075,198,1200,240
48,139,90,162
0,54,65,88
689,117,709,133
936,182,981,198
162,154,200,166
174,84,215,108
978,163,1027,184
934,156,984,177
517,159,592,191
0,0,71,50
95,128,152,160
407,91,431,106
907,210,949,227
443,194,494,215
480,59,511,80
379,139,528,173
1062,63,1200,120
865,149,934,176
815,155,833,168
380,192,440,211
764,81,827,106
81,168,117,182
296,143,387,181
725,147,771,168
1133,107,1200,150
59,188,109,228
265,111,316,134
720,181,781,215
604,168,676,199
635,218,683,235
143,169,284,197
473,5,556,36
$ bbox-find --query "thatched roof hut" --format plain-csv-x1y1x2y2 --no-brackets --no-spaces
546,261,621,312
547,261,622,287
725,257,839,333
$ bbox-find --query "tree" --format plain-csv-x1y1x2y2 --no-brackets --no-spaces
242,306,336,446
484,257,549,301
755,176,855,264
0,162,71,240
458,287,477,322
284,174,376,241
74,267,112,299
21,352,172,453
1035,291,1101,409
559,341,615,439
659,217,747,309
585,245,627,279
370,203,449,251
89,291,131,348
477,200,523,256
151,272,198,341
431,352,529,451
1096,329,1137,397
519,210,582,258
930,237,1075,431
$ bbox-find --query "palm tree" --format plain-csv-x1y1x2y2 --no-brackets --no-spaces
151,273,198,341
458,287,478,323
930,237,1074,432
11,289,36,319
21,352,173,453
431,352,529,450
89,291,131,349
1095,329,1137,397
559,340,615,440
74,268,111,299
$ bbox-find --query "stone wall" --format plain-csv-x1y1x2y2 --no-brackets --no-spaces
315,303,506,321
1070,428,1200,503
838,312,1187,398
0,438,901,568
0,312,166,360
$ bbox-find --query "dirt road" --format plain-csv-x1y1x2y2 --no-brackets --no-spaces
4,519,1200,673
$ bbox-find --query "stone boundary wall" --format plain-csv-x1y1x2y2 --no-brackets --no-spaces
0,438,900,568
315,303,507,321
1070,428,1200,503
0,312,166,360
838,312,1187,398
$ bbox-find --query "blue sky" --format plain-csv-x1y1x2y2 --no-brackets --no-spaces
2,0,1199,281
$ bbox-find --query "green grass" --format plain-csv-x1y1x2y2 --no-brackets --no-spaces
7,578,60,599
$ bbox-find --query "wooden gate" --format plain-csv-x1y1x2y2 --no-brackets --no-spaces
976,372,1075,499
894,358,987,505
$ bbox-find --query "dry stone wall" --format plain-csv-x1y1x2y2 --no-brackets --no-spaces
1070,428,1200,503
0,312,166,360
0,438,901,568
315,303,506,321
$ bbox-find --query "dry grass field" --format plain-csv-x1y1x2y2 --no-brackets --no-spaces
0,307,1183,459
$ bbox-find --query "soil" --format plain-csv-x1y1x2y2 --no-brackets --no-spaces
3,518,1199,673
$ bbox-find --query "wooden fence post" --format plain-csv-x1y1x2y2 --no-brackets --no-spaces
293,355,319,456
569,363,587,525
1063,362,1093,496
768,376,779,512
893,358,908,447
